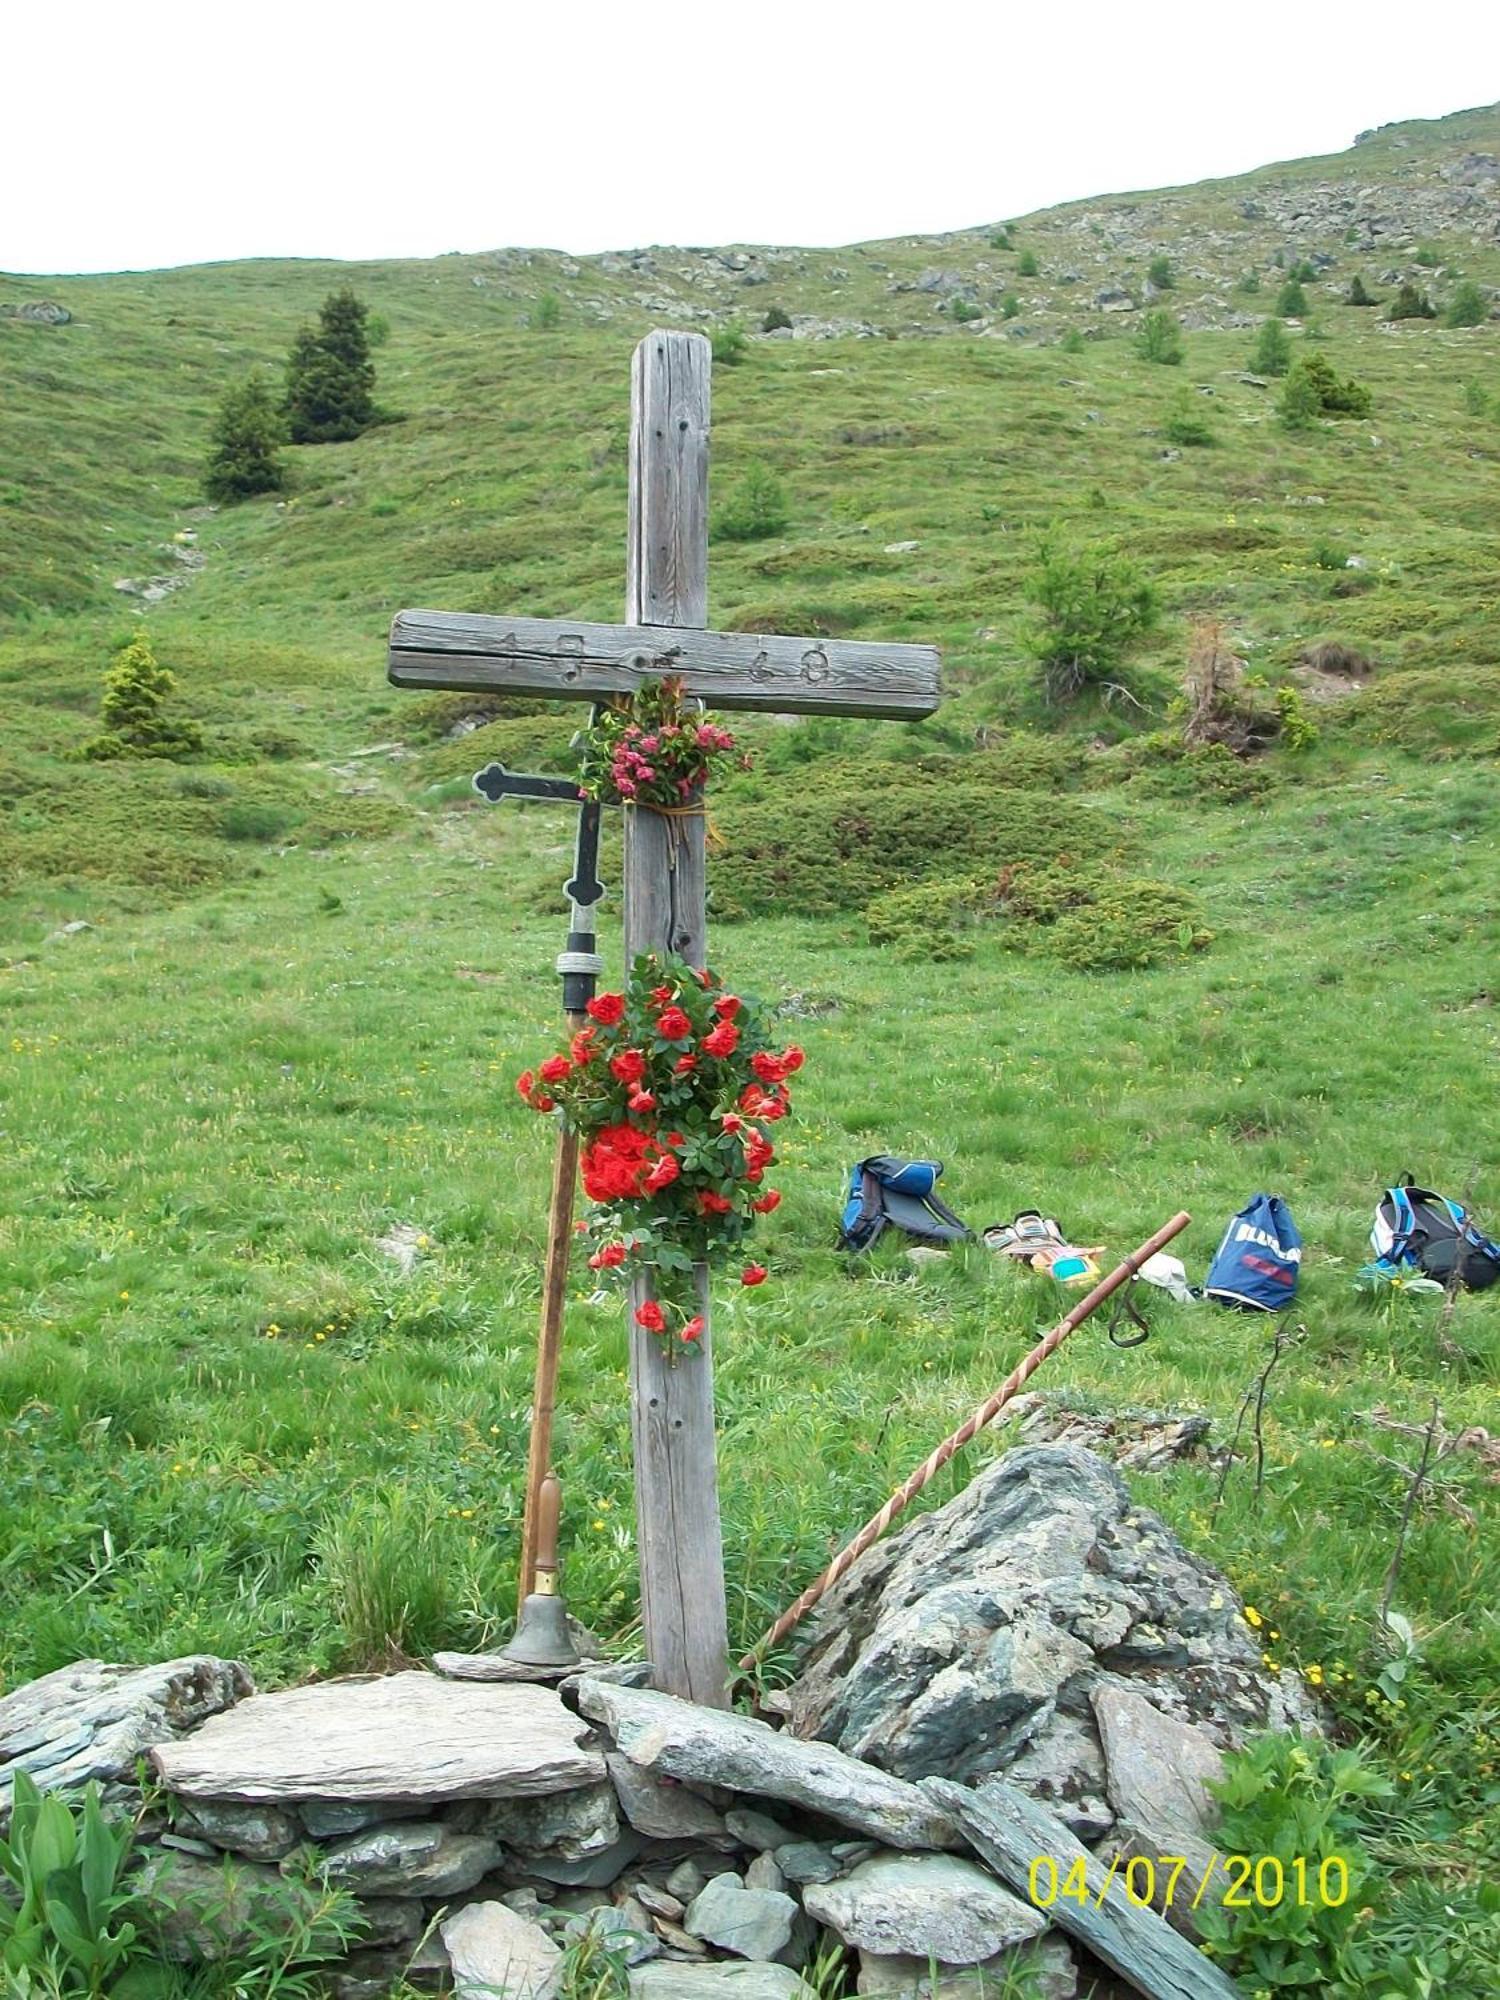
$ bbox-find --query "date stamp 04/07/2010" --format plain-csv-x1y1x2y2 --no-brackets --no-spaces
1027,1852,1351,1915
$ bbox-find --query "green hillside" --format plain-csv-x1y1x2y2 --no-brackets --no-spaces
2,103,1499,1994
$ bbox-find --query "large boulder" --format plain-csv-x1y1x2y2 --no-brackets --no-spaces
784,1446,1317,1837
0,1657,251,1818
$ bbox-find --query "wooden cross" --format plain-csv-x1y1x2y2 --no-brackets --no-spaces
387,329,941,1706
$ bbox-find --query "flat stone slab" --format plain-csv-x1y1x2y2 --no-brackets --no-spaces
575,1681,958,1853
685,1874,799,1961
631,1966,815,2000
151,1671,604,1803
803,1852,1045,1960
1,1657,251,1815
432,1650,615,1685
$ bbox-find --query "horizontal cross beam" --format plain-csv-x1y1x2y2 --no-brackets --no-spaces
388,610,941,720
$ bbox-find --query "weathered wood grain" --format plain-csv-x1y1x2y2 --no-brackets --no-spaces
387,612,941,719
923,1779,1245,2000
623,332,730,1711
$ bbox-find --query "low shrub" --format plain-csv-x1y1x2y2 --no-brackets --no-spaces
761,305,793,333
1162,393,1215,446
867,862,1210,968
1049,882,1211,971
1446,281,1489,328
1280,353,1372,426
1147,254,1175,290
1001,294,1021,319
1113,733,1273,802
1248,318,1292,376
715,772,1115,919
950,298,983,324
714,463,788,542
1276,278,1309,317
1387,283,1436,321
1333,663,1500,758
1021,536,1160,704
710,324,748,366
1346,275,1379,306
1016,249,1039,277
1135,309,1184,365
298,796,409,845
417,712,580,785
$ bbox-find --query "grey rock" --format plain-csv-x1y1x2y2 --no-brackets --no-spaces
356,1897,426,1947
157,1833,220,1858
772,1840,841,1885
136,1850,311,1962
804,1853,1044,1960
635,1883,686,1920
0,1656,251,1817
333,1935,450,2000
685,1874,799,1961
745,1853,786,1894
666,1859,709,1903
785,1447,1318,1813
174,1799,300,1860
608,1751,731,1846
856,1935,1077,1999
471,1779,620,1859
318,1819,503,1896
152,1671,604,1803
300,1798,428,1839
575,1681,958,1852
1,300,71,324
528,1829,647,1887
442,1901,560,2000
564,1904,660,1964
504,1885,551,1919
1093,1684,1223,1932
723,1807,797,1852
631,1966,814,2000
653,1916,710,1955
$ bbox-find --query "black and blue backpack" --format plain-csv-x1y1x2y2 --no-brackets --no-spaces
1205,1193,1302,1311
838,1156,973,1254
1370,1180,1500,1292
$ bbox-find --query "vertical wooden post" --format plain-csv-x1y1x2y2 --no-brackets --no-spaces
623,330,729,1707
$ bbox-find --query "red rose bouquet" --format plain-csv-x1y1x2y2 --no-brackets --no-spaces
577,676,748,808
516,953,802,1351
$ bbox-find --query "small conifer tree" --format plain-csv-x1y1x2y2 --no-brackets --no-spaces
1147,254,1175,290
84,636,203,760
534,291,562,329
1275,278,1308,317
204,371,286,502
761,305,792,333
1445,281,1488,328
1016,249,1039,277
1278,366,1322,430
713,463,788,542
1387,283,1436,322
1248,318,1292,376
285,289,376,443
1135,308,1184,365
1346,275,1378,307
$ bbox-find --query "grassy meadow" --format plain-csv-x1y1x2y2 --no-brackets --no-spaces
2,100,1499,1991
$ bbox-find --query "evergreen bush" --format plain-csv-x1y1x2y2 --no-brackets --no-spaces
761,305,793,333
1135,309,1184,365
1022,537,1160,703
1162,392,1215,446
1346,275,1379,306
713,463,788,542
1276,279,1309,317
534,291,561,329
1237,269,1263,295
1248,318,1292,375
710,324,748,365
1445,281,1488,328
284,289,376,444
1387,283,1436,321
83,637,204,761
1147,255,1175,290
1016,249,1039,277
950,298,983,324
1001,294,1021,319
204,371,286,502
1286,352,1373,419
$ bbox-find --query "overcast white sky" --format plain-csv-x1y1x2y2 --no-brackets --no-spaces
5,1,1496,276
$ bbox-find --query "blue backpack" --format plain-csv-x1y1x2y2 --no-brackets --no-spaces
1370,1181,1500,1292
1206,1194,1302,1311
838,1157,973,1254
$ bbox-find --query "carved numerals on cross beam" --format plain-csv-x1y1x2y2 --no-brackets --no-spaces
389,612,941,721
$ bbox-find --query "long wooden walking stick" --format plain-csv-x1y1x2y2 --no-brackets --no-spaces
471,755,609,1615
741,1209,1191,1669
